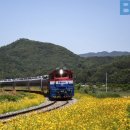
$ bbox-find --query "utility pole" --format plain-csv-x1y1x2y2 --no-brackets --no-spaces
41,77,43,91
106,72,108,92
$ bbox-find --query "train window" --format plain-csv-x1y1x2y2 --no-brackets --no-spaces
55,71,68,78
55,72,61,78
62,72,68,77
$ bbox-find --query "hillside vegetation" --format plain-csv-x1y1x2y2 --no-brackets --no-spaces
0,38,130,84
0,38,80,78
80,51,130,57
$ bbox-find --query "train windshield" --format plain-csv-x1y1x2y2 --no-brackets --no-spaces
55,71,68,78
49,69,73,80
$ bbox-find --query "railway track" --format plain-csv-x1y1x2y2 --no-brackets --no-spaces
0,90,76,122
0,100,71,123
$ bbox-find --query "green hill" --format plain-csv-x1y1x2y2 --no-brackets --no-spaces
0,38,130,84
80,51,130,57
87,56,130,83
0,38,81,78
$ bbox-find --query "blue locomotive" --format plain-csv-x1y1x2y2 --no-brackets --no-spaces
48,68,74,99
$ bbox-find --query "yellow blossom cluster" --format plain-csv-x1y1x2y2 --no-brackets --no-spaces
0,93,130,130
0,93,45,114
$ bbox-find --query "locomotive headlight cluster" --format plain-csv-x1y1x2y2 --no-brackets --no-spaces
59,69,64,75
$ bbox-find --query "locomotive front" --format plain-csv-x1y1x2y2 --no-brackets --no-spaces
49,68,74,99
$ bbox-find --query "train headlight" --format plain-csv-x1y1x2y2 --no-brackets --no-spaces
59,69,64,75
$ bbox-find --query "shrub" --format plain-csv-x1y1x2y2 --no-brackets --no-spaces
75,83,82,90
0,92,35,102
90,92,120,98
0,95,20,101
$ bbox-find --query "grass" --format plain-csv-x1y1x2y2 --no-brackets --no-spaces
75,84,130,98
0,91,35,102
2,86,42,91
90,92,121,98
75,87,121,98
127,105,130,118
0,93,129,130
0,91,45,114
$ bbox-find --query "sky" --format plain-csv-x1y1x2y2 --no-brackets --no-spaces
0,0,130,54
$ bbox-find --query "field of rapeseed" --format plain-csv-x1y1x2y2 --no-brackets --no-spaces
0,93,130,130
0,92,45,114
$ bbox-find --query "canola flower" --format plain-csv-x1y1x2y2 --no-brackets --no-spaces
0,93,45,114
0,93,130,130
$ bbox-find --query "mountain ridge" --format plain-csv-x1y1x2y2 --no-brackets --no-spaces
80,51,130,57
0,38,130,84
0,38,81,78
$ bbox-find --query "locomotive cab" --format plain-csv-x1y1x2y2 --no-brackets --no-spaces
49,68,74,99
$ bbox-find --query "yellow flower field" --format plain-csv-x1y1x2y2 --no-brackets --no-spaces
0,93,45,114
0,93,130,130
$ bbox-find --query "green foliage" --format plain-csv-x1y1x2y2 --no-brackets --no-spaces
75,83,82,90
90,92,120,98
75,83,129,97
0,38,130,84
0,38,80,78
108,83,130,91
0,91,35,102
0,95,19,101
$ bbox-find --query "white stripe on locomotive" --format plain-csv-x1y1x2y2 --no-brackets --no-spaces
50,80,73,85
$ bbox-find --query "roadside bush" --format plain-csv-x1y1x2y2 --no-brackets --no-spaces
0,92,35,102
90,92,120,98
108,83,130,91
0,95,19,101
75,83,82,90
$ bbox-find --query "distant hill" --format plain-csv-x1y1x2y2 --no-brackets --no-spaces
80,51,130,57
0,38,81,78
0,38,130,84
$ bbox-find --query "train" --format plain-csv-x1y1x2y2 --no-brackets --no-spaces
48,68,74,99
0,67,74,99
